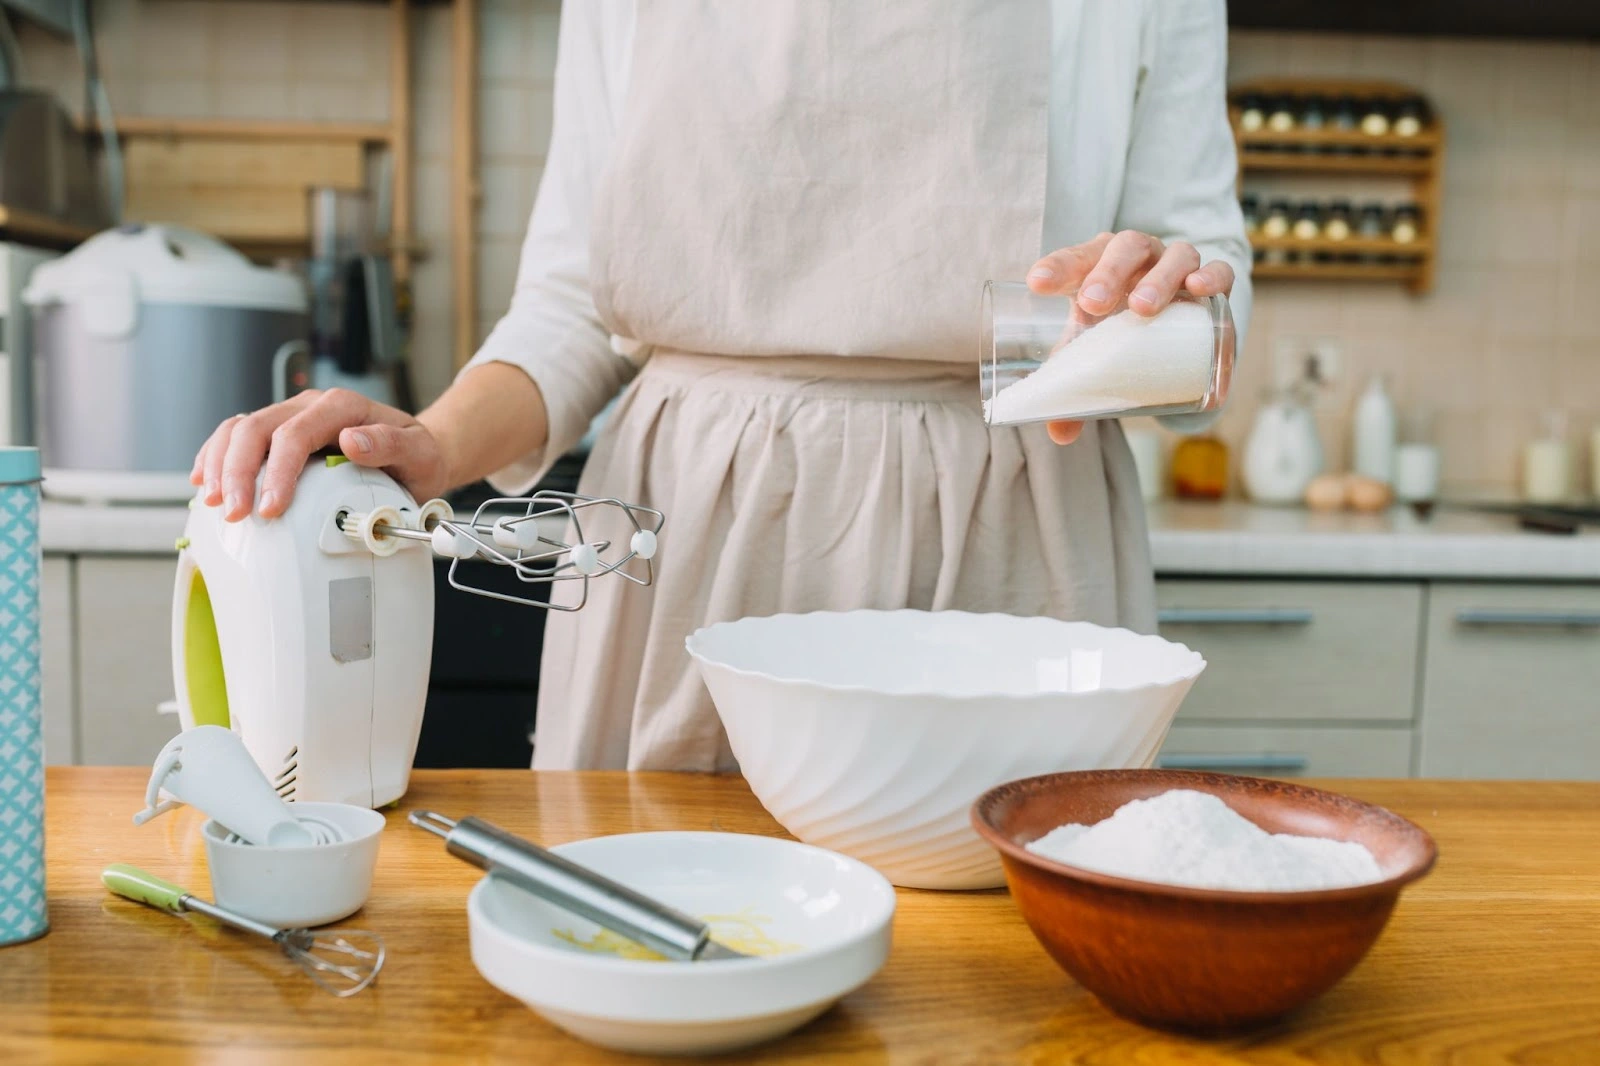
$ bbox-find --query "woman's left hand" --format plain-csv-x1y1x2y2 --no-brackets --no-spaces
1025,230,1235,445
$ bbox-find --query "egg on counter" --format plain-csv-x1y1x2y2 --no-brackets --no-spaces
1347,475,1394,513
1304,474,1350,512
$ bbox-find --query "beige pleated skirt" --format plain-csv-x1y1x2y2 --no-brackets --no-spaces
531,351,1156,772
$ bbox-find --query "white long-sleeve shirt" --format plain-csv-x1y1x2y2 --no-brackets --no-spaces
466,0,1252,493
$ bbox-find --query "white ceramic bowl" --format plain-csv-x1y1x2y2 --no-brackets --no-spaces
201,801,385,927
687,610,1205,890
467,831,895,1057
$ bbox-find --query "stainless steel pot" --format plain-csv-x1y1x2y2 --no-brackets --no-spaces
24,224,310,503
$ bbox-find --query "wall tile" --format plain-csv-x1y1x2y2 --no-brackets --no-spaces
136,79,215,117
215,81,293,121
214,2,292,81
480,84,538,160
479,0,532,82
476,236,524,319
135,1,215,77
476,161,536,240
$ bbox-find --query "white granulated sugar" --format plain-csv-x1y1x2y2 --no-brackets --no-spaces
1025,789,1384,892
986,300,1214,424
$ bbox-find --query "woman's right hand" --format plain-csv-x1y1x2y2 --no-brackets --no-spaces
192,388,450,522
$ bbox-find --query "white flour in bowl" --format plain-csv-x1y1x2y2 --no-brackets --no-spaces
1025,788,1384,892
986,300,1214,424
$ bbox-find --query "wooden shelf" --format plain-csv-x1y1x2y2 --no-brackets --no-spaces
1238,150,1434,175
1251,234,1430,256
85,117,394,144
1232,77,1443,294
0,206,98,250
1252,260,1424,282
1237,126,1441,152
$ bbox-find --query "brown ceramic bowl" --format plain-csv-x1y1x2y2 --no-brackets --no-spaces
971,769,1437,1033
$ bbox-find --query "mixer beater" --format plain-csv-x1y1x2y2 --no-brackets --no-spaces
335,488,664,611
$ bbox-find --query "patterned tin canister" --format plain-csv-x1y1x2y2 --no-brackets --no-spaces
0,447,44,946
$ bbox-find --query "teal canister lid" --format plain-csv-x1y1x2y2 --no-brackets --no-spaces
0,448,40,485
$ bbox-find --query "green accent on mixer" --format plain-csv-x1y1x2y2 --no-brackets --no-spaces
326,454,350,468
184,569,230,729
174,537,190,551
102,863,187,913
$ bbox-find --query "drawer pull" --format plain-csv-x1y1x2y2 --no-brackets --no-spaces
1455,609,1600,628
1156,754,1310,772
1158,608,1314,626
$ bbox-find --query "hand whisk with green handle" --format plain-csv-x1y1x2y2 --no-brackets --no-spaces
102,863,386,997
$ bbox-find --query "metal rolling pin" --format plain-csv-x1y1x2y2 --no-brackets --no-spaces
408,810,748,962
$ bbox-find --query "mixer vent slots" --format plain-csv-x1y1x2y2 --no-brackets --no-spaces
274,746,299,801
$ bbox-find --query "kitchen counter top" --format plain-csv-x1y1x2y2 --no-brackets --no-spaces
1147,499,1600,581
4,768,1598,1064
43,497,1600,582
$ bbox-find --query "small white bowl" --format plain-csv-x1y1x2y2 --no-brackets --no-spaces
687,610,1205,890
467,831,895,1057
201,801,385,927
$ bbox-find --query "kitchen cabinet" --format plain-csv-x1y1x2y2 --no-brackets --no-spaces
74,557,179,765
1158,724,1414,779
1156,580,1423,722
1418,583,1600,779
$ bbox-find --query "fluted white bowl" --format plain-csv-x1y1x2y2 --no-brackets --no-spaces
687,610,1205,890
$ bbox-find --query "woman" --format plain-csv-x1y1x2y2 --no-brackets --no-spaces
194,1,1250,771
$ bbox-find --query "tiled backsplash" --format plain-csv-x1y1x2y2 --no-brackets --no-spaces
17,9,1600,496
1206,32,1600,497
16,0,556,407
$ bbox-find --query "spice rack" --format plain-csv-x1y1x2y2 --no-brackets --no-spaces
1230,78,1444,294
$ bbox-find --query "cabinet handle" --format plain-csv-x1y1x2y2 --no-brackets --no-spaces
1156,754,1309,772
1455,609,1600,628
1158,608,1314,626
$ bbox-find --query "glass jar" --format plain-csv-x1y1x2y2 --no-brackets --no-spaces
1331,95,1359,132
1393,96,1429,138
1391,204,1420,244
1262,199,1293,239
1171,435,1230,500
1240,194,1261,235
1324,200,1353,241
980,283,1236,426
1267,95,1297,133
1291,203,1322,240
1299,94,1327,131
1237,93,1266,133
1360,98,1392,136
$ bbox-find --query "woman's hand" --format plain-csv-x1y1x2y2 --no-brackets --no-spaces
1025,230,1235,445
192,389,449,522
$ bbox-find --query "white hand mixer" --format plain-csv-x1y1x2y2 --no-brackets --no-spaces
170,455,663,809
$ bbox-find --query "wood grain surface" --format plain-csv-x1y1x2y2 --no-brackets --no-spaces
3,768,1597,1065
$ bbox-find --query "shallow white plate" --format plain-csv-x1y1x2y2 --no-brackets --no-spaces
467,831,896,1057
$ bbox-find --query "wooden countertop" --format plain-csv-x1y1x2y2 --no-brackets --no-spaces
3,769,1598,1064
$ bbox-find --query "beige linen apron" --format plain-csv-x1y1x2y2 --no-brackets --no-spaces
533,1,1155,772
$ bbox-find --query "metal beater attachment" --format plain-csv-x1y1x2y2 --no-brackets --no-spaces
337,491,664,611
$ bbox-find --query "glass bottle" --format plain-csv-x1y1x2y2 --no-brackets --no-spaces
1171,435,1230,500
1240,194,1261,236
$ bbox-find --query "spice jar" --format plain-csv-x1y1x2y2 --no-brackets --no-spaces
1324,199,1353,241
1391,204,1420,244
1360,98,1391,136
1358,203,1387,238
1291,203,1322,241
1240,194,1261,235
1171,435,1230,500
1267,96,1297,133
1331,95,1359,132
1262,199,1292,239
1237,93,1266,133
1393,96,1428,137
980,283,1236,426
1299,95,1327,131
